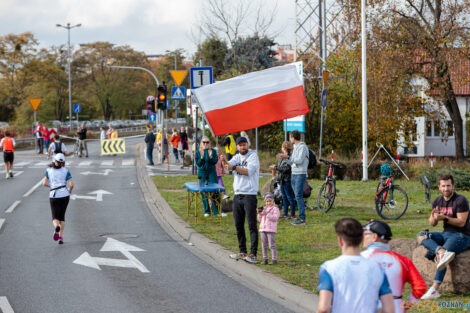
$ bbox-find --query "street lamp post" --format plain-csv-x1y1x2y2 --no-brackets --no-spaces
56,22,81,130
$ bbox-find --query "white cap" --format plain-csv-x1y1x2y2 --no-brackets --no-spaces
54,153,65,162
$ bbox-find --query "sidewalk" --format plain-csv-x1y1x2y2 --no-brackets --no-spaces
136,143,317,313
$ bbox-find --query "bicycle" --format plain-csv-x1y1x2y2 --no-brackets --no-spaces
317,159,345,213
375,168,408,220
421,174,432,203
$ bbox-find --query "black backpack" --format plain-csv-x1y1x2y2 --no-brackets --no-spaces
54,141,62,154
307,149,317,169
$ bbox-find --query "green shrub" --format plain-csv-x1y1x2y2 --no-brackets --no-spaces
424,168,470,191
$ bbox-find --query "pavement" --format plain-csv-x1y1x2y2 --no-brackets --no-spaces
136,143,318,313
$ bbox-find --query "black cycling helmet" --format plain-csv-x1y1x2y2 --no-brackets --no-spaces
363,220,392,241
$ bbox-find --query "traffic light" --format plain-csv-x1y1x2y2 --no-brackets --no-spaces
146,95,156,114
157,81,167,110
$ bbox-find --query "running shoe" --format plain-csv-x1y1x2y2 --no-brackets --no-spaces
436,250,455,271
9,171,13,177
229,252,247,260
421,287,440,300
291,219,305,225
244,254,257,264
58,237,64,244
204,213,210,217
5,173,10,179
53,226,60,241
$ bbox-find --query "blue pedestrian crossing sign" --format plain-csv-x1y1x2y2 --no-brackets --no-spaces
73,104,81,113
148,113,156,121
171,86,185,100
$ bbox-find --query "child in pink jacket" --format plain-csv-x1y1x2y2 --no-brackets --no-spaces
258,192,280,265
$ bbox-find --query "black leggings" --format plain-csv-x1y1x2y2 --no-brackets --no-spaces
50,196,70,221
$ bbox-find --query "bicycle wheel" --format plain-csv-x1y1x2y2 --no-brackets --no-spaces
317,180,336,213
425,186,431,203
375,186,408,220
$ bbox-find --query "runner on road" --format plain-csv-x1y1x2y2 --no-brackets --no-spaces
42,153,74,244
48,135,68,159
0,131,16,179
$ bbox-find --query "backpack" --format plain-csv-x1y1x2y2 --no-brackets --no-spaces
54,141,62,154
307,149,317,169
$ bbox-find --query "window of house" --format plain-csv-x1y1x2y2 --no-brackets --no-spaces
447,121,454,137
434,121,441,137
426,120,432,137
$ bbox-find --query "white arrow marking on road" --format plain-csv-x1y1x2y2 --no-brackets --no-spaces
70,190,113,202
0,297,14,313
80,169,113,176
73,238,149,273
5,200,21,213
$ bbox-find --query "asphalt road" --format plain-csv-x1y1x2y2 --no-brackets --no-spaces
0,137,300,313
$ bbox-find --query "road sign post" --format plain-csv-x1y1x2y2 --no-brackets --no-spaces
28,98,42,152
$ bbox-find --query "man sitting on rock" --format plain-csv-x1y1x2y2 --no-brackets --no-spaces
362,220,426,312
417,173,470,299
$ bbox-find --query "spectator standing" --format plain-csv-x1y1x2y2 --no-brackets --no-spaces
317,218,394,313
257,193,280,265
161,129,169,163
417,173,470,299
170,128,180,163
240,131,251,147
270,141,296,219
195,136,224,217
222,134,236,161
179,126,189,160
277,130,309,225
144,126,156,166
43,127,51,154
223,136,260,264
100,127,106,141
111,128,118,138
362,220,426,313
35,121,44,154
0,131,16,179
106,124,114,139
215,149,229,199
77,123,88,158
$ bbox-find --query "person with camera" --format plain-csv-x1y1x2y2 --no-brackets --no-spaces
270,141,296,219
42,153,74,245
222,136,260,264
257,192,280,265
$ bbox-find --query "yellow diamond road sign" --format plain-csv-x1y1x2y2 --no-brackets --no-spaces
101,139,126,155
169,70,187,87
28,98,42,111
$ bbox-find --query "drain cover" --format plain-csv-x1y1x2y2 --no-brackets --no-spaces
100,233,139,239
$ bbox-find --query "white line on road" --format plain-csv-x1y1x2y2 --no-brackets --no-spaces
78,161,92,167
122,159,134,166
14,161,31,167
100,160,114,166
0,219,5,231
0,171,23,177
0,297,14,313
5,200,21,213
32,161,50,167
23,179,43,197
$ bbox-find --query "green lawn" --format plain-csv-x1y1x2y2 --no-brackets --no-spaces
152,175,470,312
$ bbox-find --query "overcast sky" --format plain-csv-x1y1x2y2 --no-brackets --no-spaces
0,0,295,59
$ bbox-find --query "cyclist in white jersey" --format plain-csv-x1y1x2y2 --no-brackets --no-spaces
42,153,74,244
317,218,395,313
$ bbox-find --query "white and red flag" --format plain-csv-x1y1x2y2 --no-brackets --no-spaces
192,64,310,136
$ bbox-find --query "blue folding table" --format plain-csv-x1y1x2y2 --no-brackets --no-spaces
183,182,225,223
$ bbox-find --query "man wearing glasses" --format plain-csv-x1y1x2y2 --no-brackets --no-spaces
222,136,260,264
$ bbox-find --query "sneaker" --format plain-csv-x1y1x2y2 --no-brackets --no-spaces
5,173,9,179
9,171,13,178
421,287,440,300
436,250,455,271
223,195,230,200
53,226,60,241
287,215,296,219
269,260,277,265
58,237,64,244
291,219,305,225
204,213,210,217
229,252,247,260
280,214,288,218
261,259,268,265
244,254,257,264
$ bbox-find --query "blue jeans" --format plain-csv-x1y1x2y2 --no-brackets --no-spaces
418,231,470,283
280,181,296,216
146,147,154,165
291,174,306,221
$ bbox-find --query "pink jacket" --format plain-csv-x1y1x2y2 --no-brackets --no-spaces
257,206,280,233
215,157,226,177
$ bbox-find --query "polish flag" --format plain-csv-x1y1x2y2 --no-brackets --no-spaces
192,64,310,136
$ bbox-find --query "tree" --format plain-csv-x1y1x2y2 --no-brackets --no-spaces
193,37,228,78
374,0,470,159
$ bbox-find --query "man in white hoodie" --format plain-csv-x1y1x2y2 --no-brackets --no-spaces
222,136,260,264
278,130,309,225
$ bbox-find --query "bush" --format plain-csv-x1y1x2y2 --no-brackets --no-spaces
424,168,470,191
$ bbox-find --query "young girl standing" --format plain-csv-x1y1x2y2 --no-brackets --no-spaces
257,192,280,265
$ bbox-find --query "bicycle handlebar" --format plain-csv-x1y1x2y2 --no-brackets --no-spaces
319,159,346,169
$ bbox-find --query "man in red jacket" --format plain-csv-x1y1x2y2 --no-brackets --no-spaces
362,220,426,313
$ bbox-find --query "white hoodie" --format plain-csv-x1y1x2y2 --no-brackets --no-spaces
228,149,260,195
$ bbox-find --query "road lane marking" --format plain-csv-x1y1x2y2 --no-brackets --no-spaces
70,190,113,202
0,296,14,313
80,169,113,176
23,179,43,197
5,200,21,213
0,219,5,231
0,171,23,177
78,161,92,167
100,160,114,166
31,161,50,167
122,159,134,166
14,161,31,167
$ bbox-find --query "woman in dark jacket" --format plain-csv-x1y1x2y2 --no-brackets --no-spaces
270,141,296,218
195,136,220,217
